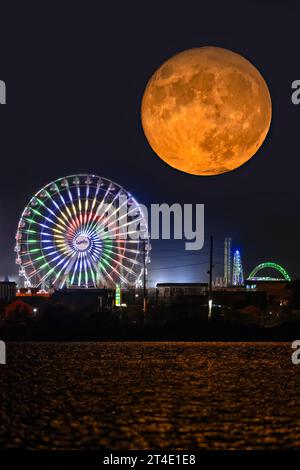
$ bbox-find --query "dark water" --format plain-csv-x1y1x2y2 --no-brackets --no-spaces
1,342,300,449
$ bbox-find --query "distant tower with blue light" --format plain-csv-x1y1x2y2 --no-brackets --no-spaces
232,250,244,286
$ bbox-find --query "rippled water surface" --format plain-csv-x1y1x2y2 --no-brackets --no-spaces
1,342,300,449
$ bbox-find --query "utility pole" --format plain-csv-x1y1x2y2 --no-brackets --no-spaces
143,240,147,315
208,235,213,320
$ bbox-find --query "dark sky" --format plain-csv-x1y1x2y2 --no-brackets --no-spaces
0,1,300,284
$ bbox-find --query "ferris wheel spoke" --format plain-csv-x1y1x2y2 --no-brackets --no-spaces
26,248,71,281
109,245,142,256
95,193,129,231
69,252,81,285
104,246,143,267
24,217,66,237
101,257,130,285
64,188,81,229
34,197,70,231
45,189,78,231
112,254,141,271
83,254,89,286
51,251,78,287
83,184,90,228
36,251,76,287
76,184,84,227
98,204,144,234
85,183,100,229
84,225,99,239
84,255,97,287
101,202,143,231
93,196,143,241
101,250,141,277
84,184,113,233
77,253,83,286
84,253,99,286
88,252,114,286
98,188,123,224
86,184,124,233
44,190,69,224
97,217,144,240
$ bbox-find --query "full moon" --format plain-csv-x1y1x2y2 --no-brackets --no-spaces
141,47,272,175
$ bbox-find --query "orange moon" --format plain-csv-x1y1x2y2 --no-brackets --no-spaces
141,47,272,175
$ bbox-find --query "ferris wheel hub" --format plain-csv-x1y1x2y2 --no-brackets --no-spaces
73,233,91,252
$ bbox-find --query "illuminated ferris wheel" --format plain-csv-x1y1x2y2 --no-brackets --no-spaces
15,174,150,289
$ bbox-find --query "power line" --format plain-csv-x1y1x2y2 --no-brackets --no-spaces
148,262,208,271
148,261,223,271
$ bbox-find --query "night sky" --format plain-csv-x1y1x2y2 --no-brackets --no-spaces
0,1,300,285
